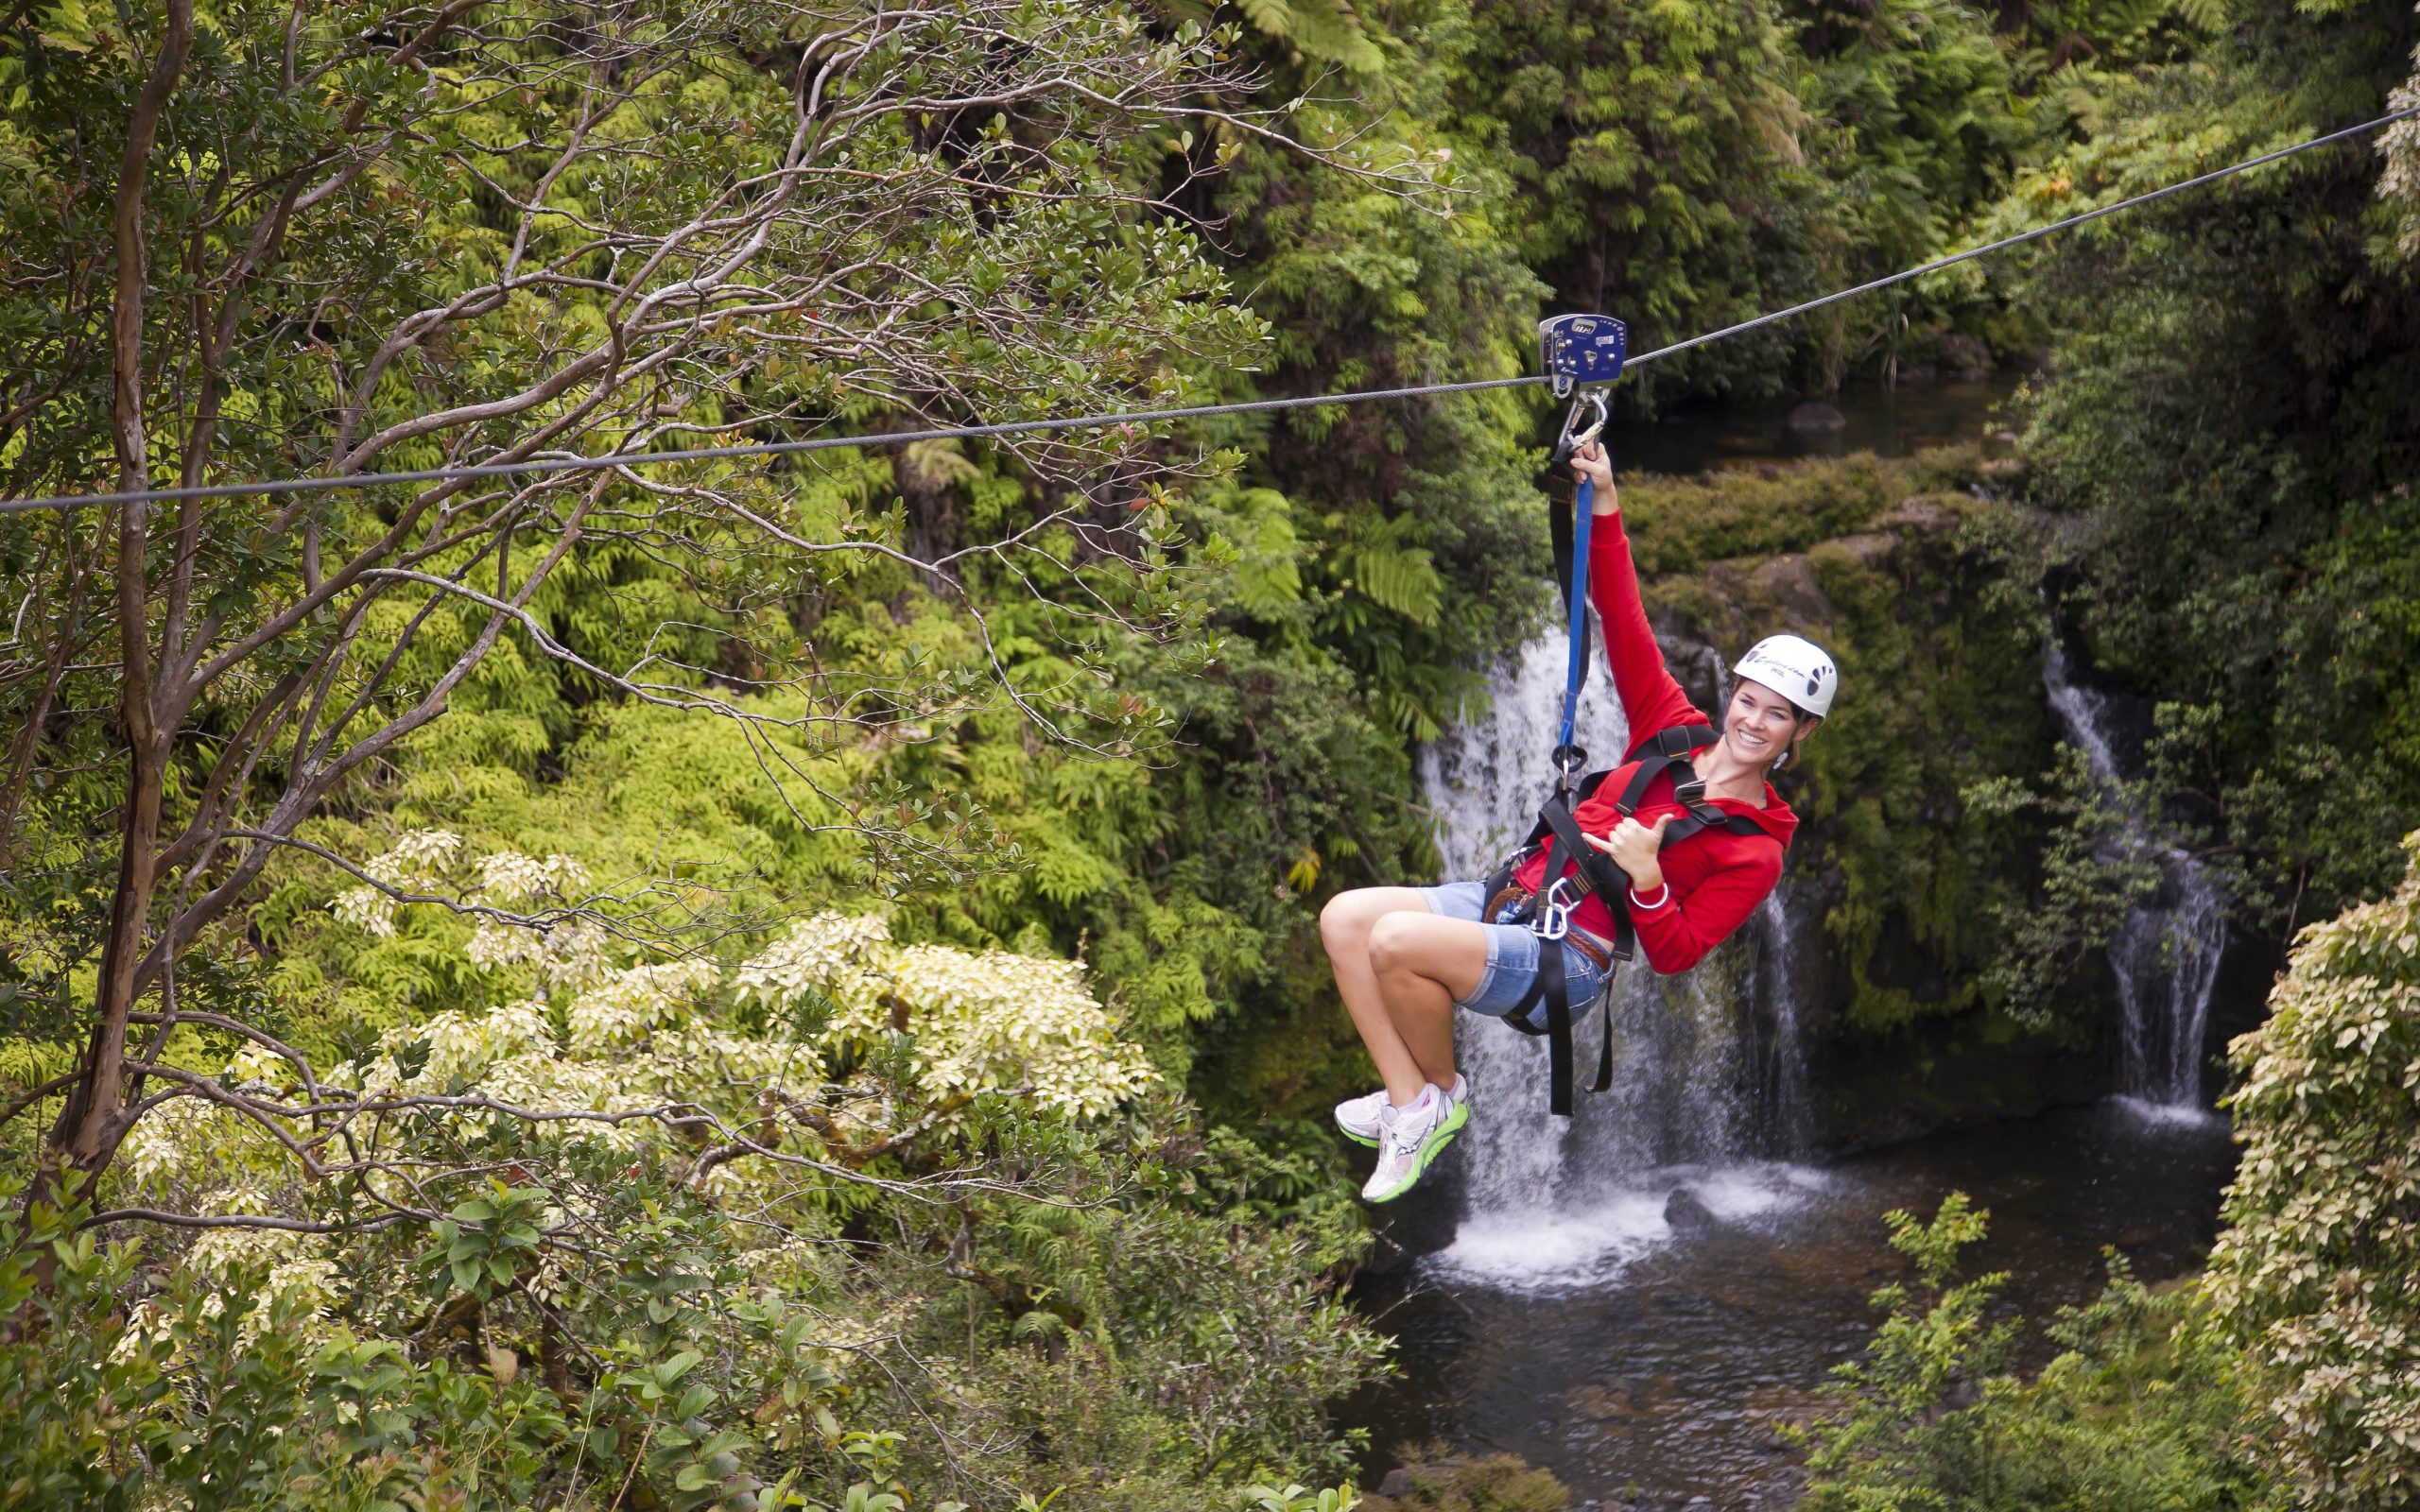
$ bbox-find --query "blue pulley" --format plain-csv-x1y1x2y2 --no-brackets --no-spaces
1538,313,1628,398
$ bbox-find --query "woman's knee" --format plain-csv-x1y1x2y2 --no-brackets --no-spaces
1320,887,1390,949
1366,910,1434,976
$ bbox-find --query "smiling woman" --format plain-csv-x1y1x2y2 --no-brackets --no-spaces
1318,439,1837,1203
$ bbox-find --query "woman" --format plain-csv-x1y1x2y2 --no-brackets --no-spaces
1320,438,1837,1202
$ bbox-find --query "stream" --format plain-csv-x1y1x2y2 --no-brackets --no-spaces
1344,375,2239,1509
1616,372,2022,475
1345,1104,2234,1509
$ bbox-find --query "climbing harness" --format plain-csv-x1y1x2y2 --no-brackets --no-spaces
1478,316,1774,1117
1482,714,1778,1116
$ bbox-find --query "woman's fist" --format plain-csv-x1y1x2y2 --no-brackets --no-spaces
1571,439,1618,510
1585,813,1669,891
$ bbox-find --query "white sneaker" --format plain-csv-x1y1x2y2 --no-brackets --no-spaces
1336,1075,1466,1148
1360,1084,1470,1204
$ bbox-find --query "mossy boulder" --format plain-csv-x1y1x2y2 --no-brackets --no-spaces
1362,1446,1571,1512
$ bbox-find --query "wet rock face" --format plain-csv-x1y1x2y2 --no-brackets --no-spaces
1787,401,1847,435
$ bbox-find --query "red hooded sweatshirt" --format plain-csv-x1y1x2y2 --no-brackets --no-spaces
1508,503,1798,973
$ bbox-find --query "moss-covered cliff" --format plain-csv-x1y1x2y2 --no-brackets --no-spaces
1626,451,2057,1037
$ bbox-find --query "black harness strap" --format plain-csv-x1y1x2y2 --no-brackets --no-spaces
1488,722,1772,1116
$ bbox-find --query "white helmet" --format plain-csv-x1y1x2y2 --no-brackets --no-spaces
1734,634,1838,719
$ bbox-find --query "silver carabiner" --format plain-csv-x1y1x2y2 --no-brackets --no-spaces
1532,874,1581,942
1554,388,1610,462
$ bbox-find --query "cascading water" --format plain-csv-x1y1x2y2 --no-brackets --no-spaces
1414,633,1822,1288
2040,631,2228,1112
1755,886,1817,1155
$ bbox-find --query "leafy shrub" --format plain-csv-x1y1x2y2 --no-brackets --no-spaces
1798,1194,2279,1511
2209,829,2420,1509
15,836,1381,1511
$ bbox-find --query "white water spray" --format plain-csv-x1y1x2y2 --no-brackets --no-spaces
1414,634,1823,1289
2040,632,2227,1110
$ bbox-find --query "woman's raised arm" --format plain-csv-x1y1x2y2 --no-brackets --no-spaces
1571,442,1703,753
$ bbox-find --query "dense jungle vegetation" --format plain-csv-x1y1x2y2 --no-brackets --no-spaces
1,0,2417,1507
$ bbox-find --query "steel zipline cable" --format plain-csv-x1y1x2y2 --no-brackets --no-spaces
7,102,2417,519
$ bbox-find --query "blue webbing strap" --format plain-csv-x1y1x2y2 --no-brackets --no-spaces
1548,387,1607,787
1559,478,1593,767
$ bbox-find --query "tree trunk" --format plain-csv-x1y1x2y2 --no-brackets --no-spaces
29,0,194,1218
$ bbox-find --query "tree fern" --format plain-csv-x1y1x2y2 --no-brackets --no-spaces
1348,541,1443,627
1232,0,1384,75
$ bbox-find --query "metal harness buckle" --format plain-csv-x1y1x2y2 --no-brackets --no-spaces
1533,874,1582,942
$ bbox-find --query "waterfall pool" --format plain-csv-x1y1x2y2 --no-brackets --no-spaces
1342,1100,2235,1510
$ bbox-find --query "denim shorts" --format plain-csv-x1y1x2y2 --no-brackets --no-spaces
1417,880,1616,1026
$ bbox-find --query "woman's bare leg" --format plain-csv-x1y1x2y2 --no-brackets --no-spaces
1321,888,1438,1098
1367,912,1487,1103
1321,888,1489,1106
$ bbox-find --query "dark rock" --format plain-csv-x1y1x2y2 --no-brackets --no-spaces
1939,333,1992,370
1377,1469,1415,1499
1664,1187,1720,1232
1356,1231,1409,1277
1894,362,1939,385
1363,1153,1465,1262
1785,400,1846,434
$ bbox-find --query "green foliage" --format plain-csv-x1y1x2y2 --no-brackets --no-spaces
1240,1484,1362,1512
2209,830,2420,1509
1793,0,2023,382
1799,1195,2281,1511
0,1186,572,1512
0,1195,171,1510
1799,1191,2019,1503
12,888,1384,1510
2007,0,2420,939
10,0,2420,1500
1961,747,2159,1030
1452,0,1820,399
1231,0,1386,75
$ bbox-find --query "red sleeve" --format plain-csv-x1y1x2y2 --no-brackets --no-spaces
1634,845,1783,974
1589,508,1703,758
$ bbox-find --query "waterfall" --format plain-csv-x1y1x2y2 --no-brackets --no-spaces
1414,634,1822,1289
1756,887,1816,1154
2040,630,2228,1112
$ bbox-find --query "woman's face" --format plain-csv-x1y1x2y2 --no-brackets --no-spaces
1723,678,1808,768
